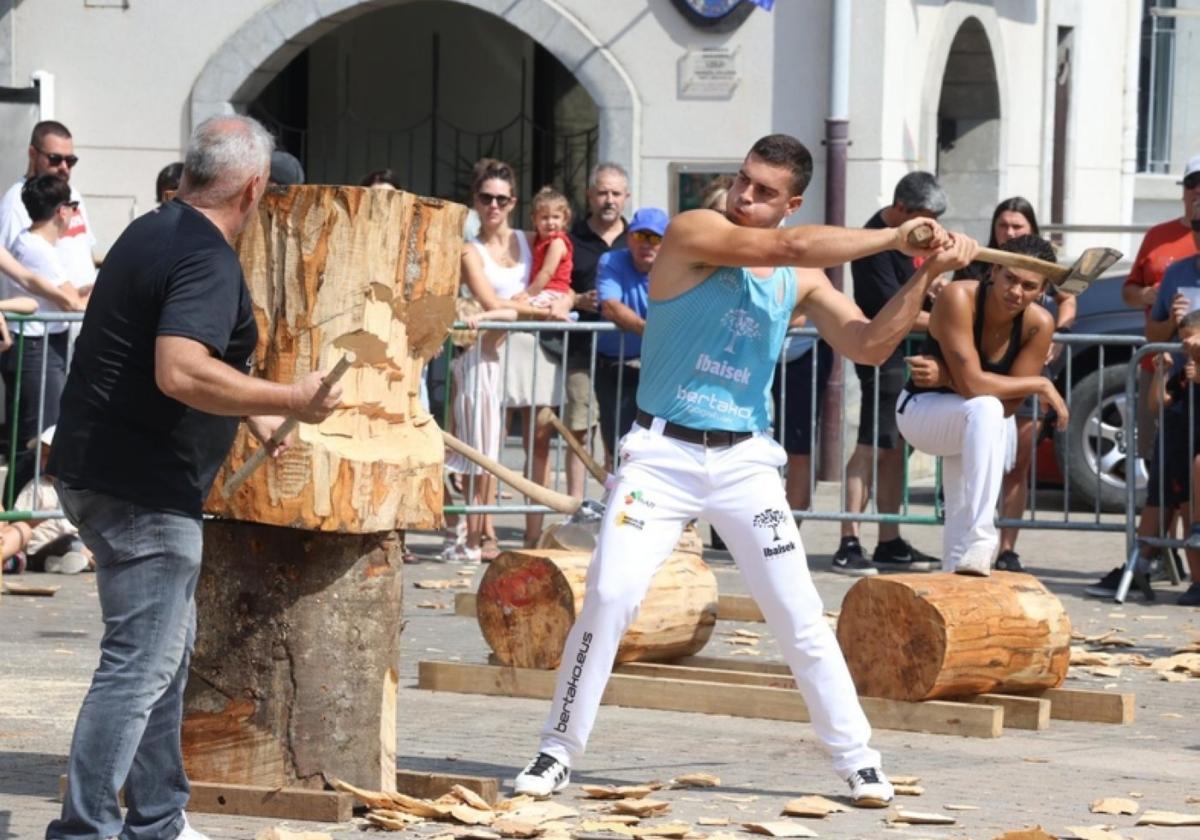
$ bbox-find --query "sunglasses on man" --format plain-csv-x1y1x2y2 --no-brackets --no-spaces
477,192,512,208
38,148,79,169
630,230,663,246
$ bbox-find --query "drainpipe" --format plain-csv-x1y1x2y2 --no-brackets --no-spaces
819,0,851,481
1119,0,1140,249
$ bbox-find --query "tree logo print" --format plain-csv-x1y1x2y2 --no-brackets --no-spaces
721,309,761,354
753,508,788,541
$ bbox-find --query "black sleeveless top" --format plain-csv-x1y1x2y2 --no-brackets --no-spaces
905,281,1024,395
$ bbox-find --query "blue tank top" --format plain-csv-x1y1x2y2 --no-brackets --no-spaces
637,265,797,432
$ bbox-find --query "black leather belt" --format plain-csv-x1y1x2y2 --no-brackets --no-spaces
636,409,754,448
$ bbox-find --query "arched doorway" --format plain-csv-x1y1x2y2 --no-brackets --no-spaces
935,18,1001,240
190,0,639,211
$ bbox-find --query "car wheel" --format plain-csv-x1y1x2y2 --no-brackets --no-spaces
1054,363,1147,512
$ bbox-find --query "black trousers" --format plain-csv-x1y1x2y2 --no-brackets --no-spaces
2,330,68,498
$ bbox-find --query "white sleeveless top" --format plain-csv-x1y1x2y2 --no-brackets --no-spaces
470,231,531,300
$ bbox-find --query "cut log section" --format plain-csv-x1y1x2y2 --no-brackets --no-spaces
477,547,717,669
182,519,404,791
836,572,1071,701
537,521,704,556
204,186,466,533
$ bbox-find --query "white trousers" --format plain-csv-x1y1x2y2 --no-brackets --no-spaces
537,421,880,779
894,390,1016,571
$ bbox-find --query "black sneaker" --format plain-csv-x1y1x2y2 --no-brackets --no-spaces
994,550,1024,572
831,537,877,577
1178,583,1200,607
872,538,936,571
1084,566,1155,601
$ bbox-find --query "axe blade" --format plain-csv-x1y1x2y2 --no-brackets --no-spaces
1056,246,1123,296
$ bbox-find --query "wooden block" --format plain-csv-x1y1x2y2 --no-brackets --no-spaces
969,693,1050,730
716,594,764,623
455,592,477,617
417,660,1001,738
3,582,59,596
60,776,353,821
1035,687,1135,724
395,769,499,804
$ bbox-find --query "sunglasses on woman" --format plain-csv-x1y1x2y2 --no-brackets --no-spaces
38,149,79,169
477,192,512,208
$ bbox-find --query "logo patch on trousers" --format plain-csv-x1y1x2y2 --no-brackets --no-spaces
624,489,656,509
615,511,646,530
752,508,789,541
555,631,593,732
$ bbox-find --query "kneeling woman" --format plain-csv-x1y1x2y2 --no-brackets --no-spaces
896,235,1069,575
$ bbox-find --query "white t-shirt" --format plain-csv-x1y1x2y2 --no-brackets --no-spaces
0,178,97,289
9,231,70,336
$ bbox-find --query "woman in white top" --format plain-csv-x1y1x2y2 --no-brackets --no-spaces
457,159,573,550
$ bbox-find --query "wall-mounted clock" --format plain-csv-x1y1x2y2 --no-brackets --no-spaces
670,0,756,33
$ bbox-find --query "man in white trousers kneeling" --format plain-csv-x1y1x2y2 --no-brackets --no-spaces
511,134,979,808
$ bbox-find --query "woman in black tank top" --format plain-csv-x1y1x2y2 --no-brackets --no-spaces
892,235,1070,577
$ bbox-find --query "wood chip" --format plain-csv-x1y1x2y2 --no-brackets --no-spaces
1088,666,1123,678
714,794,758,803
729,637,759,646
740,821,818,838
255,829,334,840
942,804,979,811
415,579,472,589
495,796,536,812
780,795,848,817
1161,671,1191,682
418,601,448,609
1021,757,1049,764
671,773,721,788
992,830,1055,840
894,784,924,796
452,785,494,811
732,629,761,638
697,818,730,826
1066,827,1126,840
888,775,921,785
1090,797,1139,816
329,777,400,810
506,803,579,824
492,820,543,838
578,821,636,836
456,830,501,840
611,799,670,817
1136,810,1200,826
629,822,692,837
451,805,496,825
368,812,416,831
1151,652,1200,676
886,809,956,825
1,582,58,596
594,816,640,825
581,785,657,800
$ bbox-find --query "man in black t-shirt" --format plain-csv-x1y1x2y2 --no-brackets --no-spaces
46,116,341,840
832,172,947,577
560,163,629,494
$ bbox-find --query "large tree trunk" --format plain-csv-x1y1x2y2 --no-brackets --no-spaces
182,520,404,791
835,572,1071,701
477,540,717,669
203,186,466,533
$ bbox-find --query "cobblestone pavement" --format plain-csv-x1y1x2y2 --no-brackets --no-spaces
2,481,1199,840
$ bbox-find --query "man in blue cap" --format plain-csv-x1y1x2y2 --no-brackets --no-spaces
593,207,667,470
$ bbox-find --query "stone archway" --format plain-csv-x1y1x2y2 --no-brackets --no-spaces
190,0,640,199
928,16,1003,240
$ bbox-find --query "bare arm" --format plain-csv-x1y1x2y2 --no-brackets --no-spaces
661,209,951,271
461,245,571,320
1147,291,1186,343
0,247,83,312
0,297,38,315
527,238,566,295
1054,289,1077,330
601,298,646,336
155,335,341,423
802,235,979,367
1122,282,1156,309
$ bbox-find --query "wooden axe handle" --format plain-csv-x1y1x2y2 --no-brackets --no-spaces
221,354,355,499
537,407,609,485
442,429,580,515
907,226,1068,280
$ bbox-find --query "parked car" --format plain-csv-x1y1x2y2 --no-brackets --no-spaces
1039,272,1148,512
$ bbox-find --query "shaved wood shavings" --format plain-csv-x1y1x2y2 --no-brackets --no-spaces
629,822,692,837
729,637,759,646
506,802,580,824
697,818,730,826
611,800,670,817
991,829,1055,840
1088,666,1123,678
1066,827,1125,840
714,794,758,803
1090,797,1139,816
888,775,921,785
886,809,955,825
941,804,979,811
255,829,333,840
579,821,635,836
492,820,543,838
593,815,640,825
495,797,536,812
1151,652,1200,676
450,805,495,825
414,579,472,589
456,830,500,840
417,601,449,609
1136,810,1200,826
740,821,817,838
329,777,399,810
894,784,924,796
732,629,761,638
671,773,720,788
367,812,416,831
728,648,762,656
581,785,657,800
781,795,848,817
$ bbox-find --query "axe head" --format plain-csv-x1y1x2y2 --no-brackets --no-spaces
1055,247,1122,296
570,498,606,524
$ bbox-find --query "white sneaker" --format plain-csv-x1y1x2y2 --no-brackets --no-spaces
45,550,90,574
953,543,993,577
178,814,211,840
514,752,570,798
442,542,482,563
845,767,893,808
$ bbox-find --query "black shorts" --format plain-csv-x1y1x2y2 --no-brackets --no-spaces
771,343,834,455
854,356,906,450
1145,407,1200,509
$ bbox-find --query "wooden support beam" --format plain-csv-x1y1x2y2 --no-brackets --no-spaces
673,655,791,675
395,769,500,805
417,660,1002,738
969,693,1051,731
1033,687,1135,725
60,776,353,821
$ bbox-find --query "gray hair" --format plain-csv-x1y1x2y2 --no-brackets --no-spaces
892,171,947,217
182,115,274,204
589,161,629,190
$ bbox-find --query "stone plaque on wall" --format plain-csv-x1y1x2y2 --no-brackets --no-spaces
678,46,739,99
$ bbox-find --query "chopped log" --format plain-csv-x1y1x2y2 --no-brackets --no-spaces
204,186,466,533
537,521,703,555
182,519,404,791
836,572,1071,701
476,548,717,669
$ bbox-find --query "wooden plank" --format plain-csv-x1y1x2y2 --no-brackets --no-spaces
716,594,764,622
617,662,794,688
417,660,1001,738
969,693,1050,731
395,769,499,805
3,582,59,597
1034,687,1135,725
455,592,476,617
673,655,791,675
60,776,353,821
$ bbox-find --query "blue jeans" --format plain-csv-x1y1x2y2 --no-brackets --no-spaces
47,482,202,840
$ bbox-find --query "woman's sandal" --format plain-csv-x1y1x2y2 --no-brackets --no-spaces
480,535,501,562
